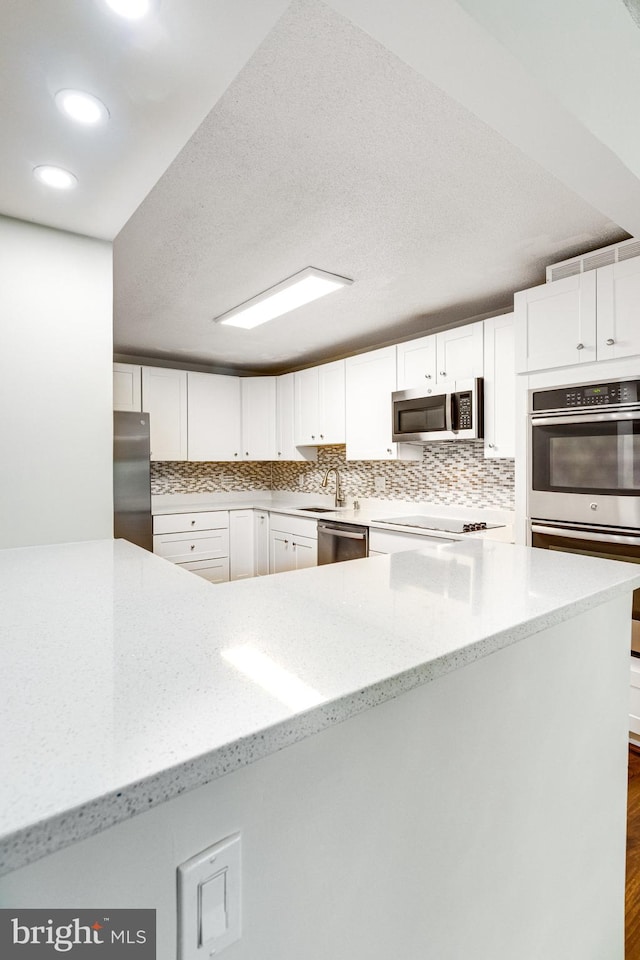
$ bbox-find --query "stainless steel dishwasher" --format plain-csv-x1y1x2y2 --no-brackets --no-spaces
317,520,369,565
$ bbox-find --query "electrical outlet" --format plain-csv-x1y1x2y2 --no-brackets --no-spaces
374,476,386,493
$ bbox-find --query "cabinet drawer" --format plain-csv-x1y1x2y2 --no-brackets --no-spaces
153,511,229,534
153,528,229,563
269,512,318,539
178,558,230,583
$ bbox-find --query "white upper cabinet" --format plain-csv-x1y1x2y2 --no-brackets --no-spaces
241,377,277,461
141,366,187,461
396,322,483,390
276,373,316,462
345,346,420,461
113,362,141,412
514,273,597,373
596,258,640,361
435,322,484,384
396,336,437,390
483,314,515,459
187,372,242,462
294,360,345,445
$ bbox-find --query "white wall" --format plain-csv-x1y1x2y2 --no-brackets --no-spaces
0,597,629,960
0,216,113,548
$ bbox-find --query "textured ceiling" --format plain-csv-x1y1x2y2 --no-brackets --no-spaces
113,0,625,372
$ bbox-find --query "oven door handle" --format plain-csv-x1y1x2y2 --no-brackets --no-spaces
531,408,640,427
531,523,640,546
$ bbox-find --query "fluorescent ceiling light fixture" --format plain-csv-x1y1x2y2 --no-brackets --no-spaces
104,0,153,19
215,267,353,330
221,645,324,711
55,89,110,125
33,165,78,190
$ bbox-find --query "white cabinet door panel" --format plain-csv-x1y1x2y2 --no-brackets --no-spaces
187,372,241,462
597,259,640,361
229,510,255,580
396,336,437,390
113,363,142,412
142,366,188,461
241,377,277,461
318,359,345,443
435,321,483,384
483,314,515,459
514,273,596,373
278,373,316,462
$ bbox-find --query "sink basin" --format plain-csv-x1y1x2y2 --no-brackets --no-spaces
296,506,335,513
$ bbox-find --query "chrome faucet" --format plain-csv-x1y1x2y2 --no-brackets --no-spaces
321,466,345,508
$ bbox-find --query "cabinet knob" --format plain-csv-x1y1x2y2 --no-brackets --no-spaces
311,435,315,440
606,338,615,346
284,539,289,545
190,519,196,526
245,451,249,456
190,544,195,551
487,442,495,449
576,343,584,350
234,452,238,457
439,370,446,376
424,373,431,379
277,451,282,457
320,434,324,439
387,447,392,454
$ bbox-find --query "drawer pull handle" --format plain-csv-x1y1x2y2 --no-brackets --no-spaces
190,520,196,526
190,544,195,551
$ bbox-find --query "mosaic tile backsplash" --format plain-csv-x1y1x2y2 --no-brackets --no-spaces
151,444,514,508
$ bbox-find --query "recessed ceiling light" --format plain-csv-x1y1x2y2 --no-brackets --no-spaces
33,165,78,190
55,89,109,125
215,267,353,330
104,0,153,20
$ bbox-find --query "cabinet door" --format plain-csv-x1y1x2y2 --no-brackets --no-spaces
435,321,483,385
514,273,596,373
187,372,242,462
597,259,640,361
345,346,400,460
241,377,277,460
276,374,316,463
113,363,142,411
294,367,320,445
483,314,515,459
141,367,187,461
291,534,317,569
229,510,255,580
396,336,437,390
318,359,345,443
269,530,295,574
254,511,270,576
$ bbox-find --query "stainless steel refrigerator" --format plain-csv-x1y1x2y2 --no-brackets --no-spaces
113,410,153,551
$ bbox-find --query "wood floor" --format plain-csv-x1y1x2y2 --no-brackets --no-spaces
627,746,640,957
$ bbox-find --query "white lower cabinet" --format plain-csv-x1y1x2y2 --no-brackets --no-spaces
269,514,318,574
254,511,270,576
153,511,230,582
229,510,255,580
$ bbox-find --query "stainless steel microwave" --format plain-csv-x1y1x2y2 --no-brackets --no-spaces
391,379,483,442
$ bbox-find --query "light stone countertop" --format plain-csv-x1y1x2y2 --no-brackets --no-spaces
151,493,515,542
2,535,637,877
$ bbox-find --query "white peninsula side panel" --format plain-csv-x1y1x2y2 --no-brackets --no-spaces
0,596,629,960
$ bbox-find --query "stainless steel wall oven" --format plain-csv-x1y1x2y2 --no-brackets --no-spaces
529,377,640,656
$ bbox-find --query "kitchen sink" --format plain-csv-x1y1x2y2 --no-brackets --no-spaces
296,506,335,513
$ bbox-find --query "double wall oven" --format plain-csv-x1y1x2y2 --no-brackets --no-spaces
529,377,640,656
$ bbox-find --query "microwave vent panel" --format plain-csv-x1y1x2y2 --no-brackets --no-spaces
546,237,640,282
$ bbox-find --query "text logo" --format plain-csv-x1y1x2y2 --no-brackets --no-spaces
0,910,155,958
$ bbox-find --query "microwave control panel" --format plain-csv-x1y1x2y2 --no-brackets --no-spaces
532,379,640,411
456,391,473,429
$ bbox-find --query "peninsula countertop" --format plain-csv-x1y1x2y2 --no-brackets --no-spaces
2,535,638,877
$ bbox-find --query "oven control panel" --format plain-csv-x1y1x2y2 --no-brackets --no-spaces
532,379,640,411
